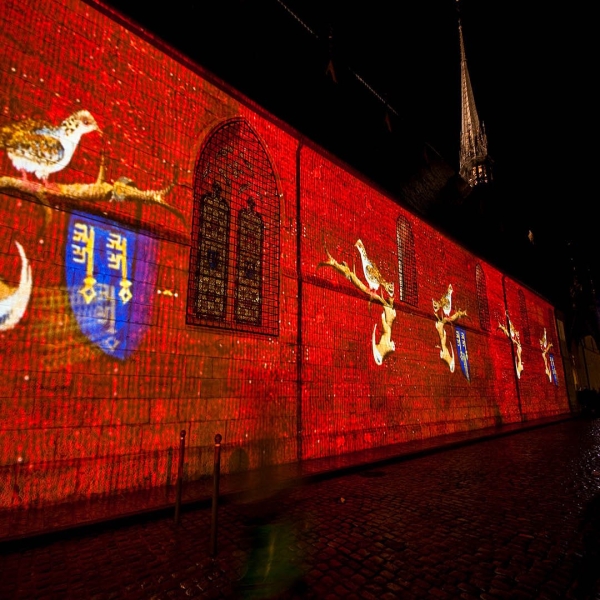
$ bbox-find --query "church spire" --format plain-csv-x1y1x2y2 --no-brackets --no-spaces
457,2,492,187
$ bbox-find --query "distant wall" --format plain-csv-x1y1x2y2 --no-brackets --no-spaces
0,0,570,510
573,336,600,392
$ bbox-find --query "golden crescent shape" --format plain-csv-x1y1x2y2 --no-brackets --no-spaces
372,323,383,366
0,241,33,331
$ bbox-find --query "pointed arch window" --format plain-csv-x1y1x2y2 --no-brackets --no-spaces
475,264,490,331
187,119,280,336
396,215,418,306
518,290,530,345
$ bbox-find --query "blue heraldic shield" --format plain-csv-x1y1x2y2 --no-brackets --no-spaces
549,354,559,386
455,325,471,382
66,213,157,360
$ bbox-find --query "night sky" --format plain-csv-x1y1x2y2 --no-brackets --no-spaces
102,0,595,305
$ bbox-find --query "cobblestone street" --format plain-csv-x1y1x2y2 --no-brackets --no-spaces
2,418,600,599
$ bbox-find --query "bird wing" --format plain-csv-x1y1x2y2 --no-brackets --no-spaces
6,126,65,163
1,119,45,143
365,264,381,288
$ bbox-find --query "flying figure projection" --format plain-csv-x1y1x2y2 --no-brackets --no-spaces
319,238,396,365
432,284,467,374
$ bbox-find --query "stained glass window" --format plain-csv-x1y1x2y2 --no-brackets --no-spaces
235,199,264,325
194,183,230,320
396,215,418,306
188,119,279,335
476,264,490,331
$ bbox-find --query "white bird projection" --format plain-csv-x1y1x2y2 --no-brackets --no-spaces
433,284,453,317
0,241,33,331
354,239,394,297
0,110,101,182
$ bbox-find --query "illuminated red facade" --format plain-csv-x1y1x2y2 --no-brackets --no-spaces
0,0,569,510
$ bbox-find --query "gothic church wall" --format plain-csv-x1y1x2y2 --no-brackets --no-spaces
0,0,570,510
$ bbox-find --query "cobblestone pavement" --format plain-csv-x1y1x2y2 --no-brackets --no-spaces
1,417,600,599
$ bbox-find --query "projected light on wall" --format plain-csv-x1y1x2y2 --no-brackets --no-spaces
0,0,570,513
432,284,468,375
187,118,280,336
0,241,32,331
499,312,523,379
318,238,396,365
66,213,158,360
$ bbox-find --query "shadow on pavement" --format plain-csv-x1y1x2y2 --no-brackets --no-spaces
230,449,306,599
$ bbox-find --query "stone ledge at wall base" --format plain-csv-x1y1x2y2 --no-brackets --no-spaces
576,389,600,418
0,414,575,546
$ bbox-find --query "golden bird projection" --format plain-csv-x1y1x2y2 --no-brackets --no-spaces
354,239,394,297
432,284,453,317
0,110,101,183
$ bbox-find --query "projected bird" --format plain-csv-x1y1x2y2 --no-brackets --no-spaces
433,283,453,317
0,110,101,183
355,239,394,297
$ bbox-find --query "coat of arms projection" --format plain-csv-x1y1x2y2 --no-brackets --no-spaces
432,284,468,375
0,111,184,228
0,110,183,360
540,327,558,385
319,239,396,365
66,213,158,360
498,312,523,379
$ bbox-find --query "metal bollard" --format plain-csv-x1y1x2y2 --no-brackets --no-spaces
210,433,222,557
174,430,186,525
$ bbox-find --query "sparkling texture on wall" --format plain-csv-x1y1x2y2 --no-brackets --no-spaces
0,0,570,511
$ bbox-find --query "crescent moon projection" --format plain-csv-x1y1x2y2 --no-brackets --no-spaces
372,323,383,366
0,241,33,331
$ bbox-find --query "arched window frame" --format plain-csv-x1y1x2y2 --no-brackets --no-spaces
475,264,490,331
187,118,280,336
396,215,418,306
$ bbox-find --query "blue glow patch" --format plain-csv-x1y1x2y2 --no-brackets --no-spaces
549,354,559,386
455,325,470,382
66,213,157,360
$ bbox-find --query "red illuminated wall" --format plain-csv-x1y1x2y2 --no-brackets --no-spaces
0,0,570,510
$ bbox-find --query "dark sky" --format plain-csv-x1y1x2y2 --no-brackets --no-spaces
103,0,595,288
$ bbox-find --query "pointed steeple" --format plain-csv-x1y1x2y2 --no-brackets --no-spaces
457,2,493,187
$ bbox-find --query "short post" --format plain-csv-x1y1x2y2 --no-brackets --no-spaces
174,430,186,525
210,433,222,557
